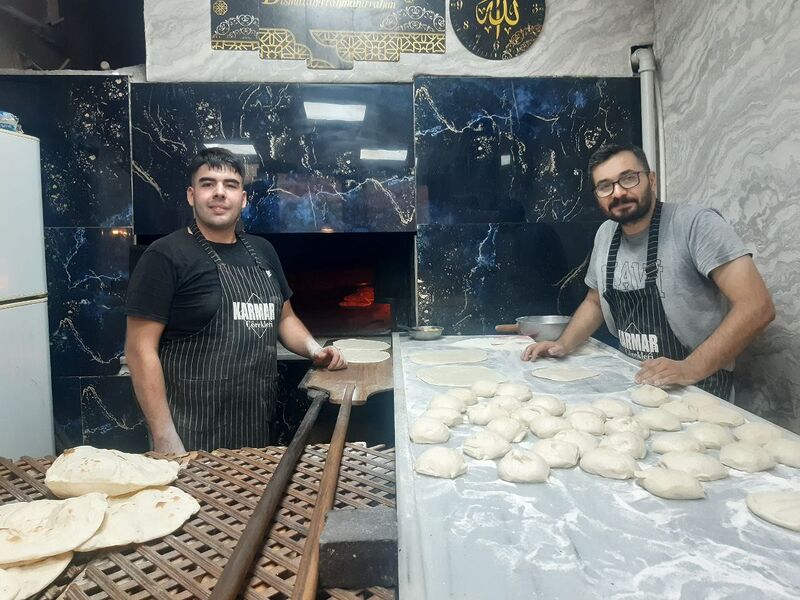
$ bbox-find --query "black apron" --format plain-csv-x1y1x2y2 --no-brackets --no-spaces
603,201,733,398
159,223,283,450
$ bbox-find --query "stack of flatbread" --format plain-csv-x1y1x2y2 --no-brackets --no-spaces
0,446,199,599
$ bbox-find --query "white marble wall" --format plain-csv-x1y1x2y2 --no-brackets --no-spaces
655,1,800,433
144,0,654,81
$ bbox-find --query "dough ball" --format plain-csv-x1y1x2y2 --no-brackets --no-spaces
414,447,467,479
746,491,800,532
635,409,682,432
528,415,571,439
487,416,527,443
409,417,450,444
446,387,478,406
592,397,632,418
579,448,637,480
697,404,745,427
429,393,465,413
489,395,523,412
567,411,606,435
496,382,532,402
763,438,800,468
463,430,512,460
564,405,605,418
422,408,464,427
497,449,550,483
600,431,647,459
532,439,579,468
682,391,719,410
629,384,670,407
686,422,735,449
511,406,548,428
660,400,699,422
719,442,776,473
605,416,650,439
466,403,509,426
733,422,783,446
651,433,706,454
528,394,566,416
470,379,498,398
555,429,599,456
659,451,729,481
634,468,705,500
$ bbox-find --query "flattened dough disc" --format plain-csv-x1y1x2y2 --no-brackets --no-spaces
528,366,600,382
333,338,390,351
340,348,390,363
417,365,508,387
409,349,487,365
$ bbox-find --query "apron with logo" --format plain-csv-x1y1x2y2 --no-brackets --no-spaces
603,201,733,398
159,222,283,451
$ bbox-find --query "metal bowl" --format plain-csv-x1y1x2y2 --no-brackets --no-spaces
515,315,570,341
400,325,444,340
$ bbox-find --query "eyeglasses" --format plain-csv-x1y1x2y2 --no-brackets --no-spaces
593,171,648,198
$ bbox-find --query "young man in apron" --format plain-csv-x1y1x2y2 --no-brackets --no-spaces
522,143,774,400
126,148,346,453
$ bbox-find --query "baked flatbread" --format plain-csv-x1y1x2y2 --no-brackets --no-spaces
0,552,72,599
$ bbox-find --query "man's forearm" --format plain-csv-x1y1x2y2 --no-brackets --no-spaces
278,314,320,359
127,350,179,441
557,293,605,351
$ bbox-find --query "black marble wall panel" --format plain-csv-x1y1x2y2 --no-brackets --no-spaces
415,76,641,225
417,222,600,335
45,227,131,377
0,75,132,228
51,377,82,451
80,376,148,453
131,83,415,235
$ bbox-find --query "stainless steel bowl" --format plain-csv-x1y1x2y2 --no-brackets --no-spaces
399,325,444,340
515,315,570,341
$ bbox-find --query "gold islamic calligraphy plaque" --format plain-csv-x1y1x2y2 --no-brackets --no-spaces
450,0,545,60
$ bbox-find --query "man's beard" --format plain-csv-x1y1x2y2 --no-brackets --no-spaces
604,187,654,224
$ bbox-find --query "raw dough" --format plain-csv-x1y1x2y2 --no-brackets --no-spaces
489,395,524,412
496,382,532,402
733,422,783,446
446,387,478,406
651,433,706,454
409,417,451,443
746,491,800,532
528,416,571,439
422,408,464,427
682,391,719,410
467,403,509,426
470,379,498,398
77,486,200,552
528,394,566,416
340,348,390,363
719,442,775,473
511,406,548,428
686,422,735,449
428,394,465,413
567,411,606,435
659,451,729,481
529,366,600,382
697,404,745,427
660,400,699,422
532,439,579,468
409,349,487,365
604,417,650,439
763,438,800,468
635,409,682,432
333,338,390,351
416,365,507,387
579,448,637,480
487,416,527,443
497,449,550,483
555,430,599,456
0,552,71,600
592,397,633,418
564,405,605,418
600,431,647,459
463,430,512,460
414,447,467,479
629,385,670,407
634,468,705,500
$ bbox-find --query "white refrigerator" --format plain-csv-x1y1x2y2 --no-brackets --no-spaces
0,129,55,459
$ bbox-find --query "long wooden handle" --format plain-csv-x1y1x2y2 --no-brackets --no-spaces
292,384,355,600
495,323,519,333
209,393,327,600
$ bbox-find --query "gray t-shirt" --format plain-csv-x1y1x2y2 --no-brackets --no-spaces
585,203,749,353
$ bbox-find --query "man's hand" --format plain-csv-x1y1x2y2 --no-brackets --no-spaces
635,357,702,387
152,427,186,455
312,346,348,370
521,341,567,361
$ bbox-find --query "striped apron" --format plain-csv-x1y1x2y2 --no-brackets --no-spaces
603,201,733,398
159,222,283,450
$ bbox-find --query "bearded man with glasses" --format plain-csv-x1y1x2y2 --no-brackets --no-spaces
522,143,774,400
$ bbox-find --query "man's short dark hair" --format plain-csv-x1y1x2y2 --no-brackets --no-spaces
188,147,245,184
587,143,650,183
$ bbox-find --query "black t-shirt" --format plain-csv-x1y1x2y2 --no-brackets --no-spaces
126,228,292,341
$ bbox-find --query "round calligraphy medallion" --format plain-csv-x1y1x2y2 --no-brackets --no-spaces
449,0,546,60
